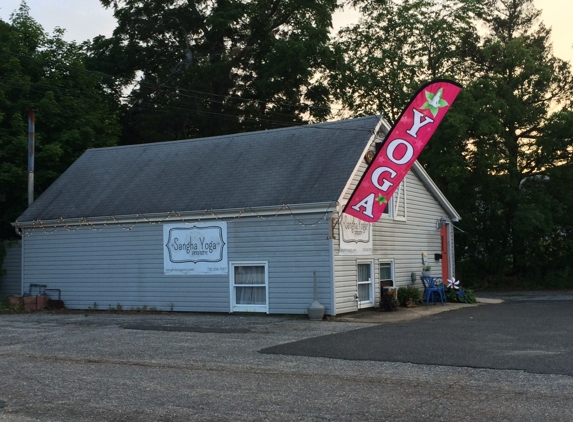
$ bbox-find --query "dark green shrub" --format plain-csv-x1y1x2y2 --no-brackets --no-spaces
397,286,422,306
445,287,477,303
379,289,399,311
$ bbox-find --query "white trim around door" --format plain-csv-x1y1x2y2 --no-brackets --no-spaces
356,261,375,308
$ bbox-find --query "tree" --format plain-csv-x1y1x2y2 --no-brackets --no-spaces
423,0,573,285
331,0,573,286
0,3,121,239
330,0,488,122
88,0,338,144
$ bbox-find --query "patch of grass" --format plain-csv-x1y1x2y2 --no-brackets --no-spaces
0,298,25,314
0,298,12,313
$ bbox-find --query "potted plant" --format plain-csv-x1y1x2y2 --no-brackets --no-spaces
422,265,432,277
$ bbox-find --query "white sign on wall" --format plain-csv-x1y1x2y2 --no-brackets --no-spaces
163,222,228,275
339,214,373,256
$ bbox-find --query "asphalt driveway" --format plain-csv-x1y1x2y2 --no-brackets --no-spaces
261,301,573,375
261,301,573,376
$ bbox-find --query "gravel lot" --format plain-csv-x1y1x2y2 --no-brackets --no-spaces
1,307,573,421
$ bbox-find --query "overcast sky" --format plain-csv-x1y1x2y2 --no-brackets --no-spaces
1,0,572,64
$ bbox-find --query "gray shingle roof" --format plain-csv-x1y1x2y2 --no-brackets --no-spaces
18,116,382,222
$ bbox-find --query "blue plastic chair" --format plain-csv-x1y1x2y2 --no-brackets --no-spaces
420,276,445,305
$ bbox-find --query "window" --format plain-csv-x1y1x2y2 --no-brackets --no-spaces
379,262,394,288
382,202,390,215
382,179,406,219
357,262,374,306
230,262,268,313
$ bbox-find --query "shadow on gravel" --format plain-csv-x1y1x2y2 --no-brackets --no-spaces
122,324,251,334
260,301,573,376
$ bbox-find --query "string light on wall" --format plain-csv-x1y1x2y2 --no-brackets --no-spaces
14,202,338,236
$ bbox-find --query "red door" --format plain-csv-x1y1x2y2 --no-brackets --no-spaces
440,224,449,281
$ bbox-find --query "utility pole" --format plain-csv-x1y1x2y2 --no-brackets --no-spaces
28,109,35,206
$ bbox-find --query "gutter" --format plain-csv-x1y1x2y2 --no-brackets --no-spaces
13,202,338,229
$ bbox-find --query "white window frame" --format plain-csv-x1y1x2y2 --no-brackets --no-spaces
378,259,396,288
356,261,375,308
381,179,406,220
393,178,407,221
379,260,396,291
229,261,269,314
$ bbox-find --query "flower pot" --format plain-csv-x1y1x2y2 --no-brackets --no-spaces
23,295,37,311
422,271,431,278
36,295,50,310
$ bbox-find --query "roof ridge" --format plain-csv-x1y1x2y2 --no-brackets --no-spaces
86,115,380,153
17,115,382,222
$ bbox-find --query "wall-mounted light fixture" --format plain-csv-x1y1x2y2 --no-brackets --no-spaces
436,216,447,230
364,149,375,164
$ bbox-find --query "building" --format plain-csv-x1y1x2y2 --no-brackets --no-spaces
13,116,460,314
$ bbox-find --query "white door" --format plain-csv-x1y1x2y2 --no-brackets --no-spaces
357,262,374,307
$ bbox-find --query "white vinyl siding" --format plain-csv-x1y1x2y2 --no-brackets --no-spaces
21,213,333,314
334,170,452,314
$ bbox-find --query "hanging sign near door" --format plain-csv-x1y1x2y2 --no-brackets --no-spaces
339,214,373,255
343,79,462,223
163,222,228,274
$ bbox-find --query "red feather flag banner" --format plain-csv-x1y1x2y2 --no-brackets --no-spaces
343,79,462,223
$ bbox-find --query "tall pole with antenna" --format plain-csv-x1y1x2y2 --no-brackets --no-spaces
28,109,35,207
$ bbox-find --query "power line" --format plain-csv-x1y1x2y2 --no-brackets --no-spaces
0,53,372,133
133,101,372,132
0,49,345,115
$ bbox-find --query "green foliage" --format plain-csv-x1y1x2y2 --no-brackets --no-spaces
397,286,423,306
445,287,477,304
332,0,573,289
1,296,24,313
89,0,337,144
0,4,120,238
415,0,573,287
0,298,11,313
0,242,6,279
379,288,399,311
330,0,488,122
